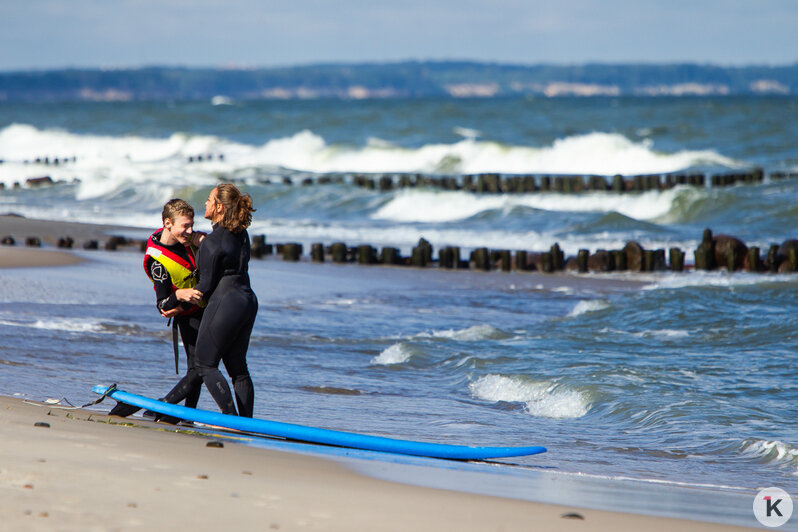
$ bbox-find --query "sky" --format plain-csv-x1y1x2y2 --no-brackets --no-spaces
0,0,796,70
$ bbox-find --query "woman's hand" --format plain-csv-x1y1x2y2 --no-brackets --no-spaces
175,288,203,304
191,231,206,247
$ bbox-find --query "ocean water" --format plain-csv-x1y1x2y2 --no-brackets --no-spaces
0,96,797,498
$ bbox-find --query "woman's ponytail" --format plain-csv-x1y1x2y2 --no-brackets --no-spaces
216,183,256,233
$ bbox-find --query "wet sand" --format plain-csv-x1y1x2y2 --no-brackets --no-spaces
0,246,83,268
0,214,148,269
0,214,149,246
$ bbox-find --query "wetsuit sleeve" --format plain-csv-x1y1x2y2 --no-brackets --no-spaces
195,234,224,301
149,260,180,311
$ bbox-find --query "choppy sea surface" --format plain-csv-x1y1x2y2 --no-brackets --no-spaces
0,97,797,499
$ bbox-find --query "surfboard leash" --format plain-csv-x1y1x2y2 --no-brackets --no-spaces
20,384,118,411
22,397,82,410
80,383,118,408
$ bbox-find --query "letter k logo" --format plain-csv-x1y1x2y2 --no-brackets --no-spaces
765,496,783,518
754,488,792,527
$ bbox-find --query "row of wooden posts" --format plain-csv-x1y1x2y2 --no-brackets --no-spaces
0,235,128,251
1,156,78,166
6,168,798,194
270,168,798,194
2,154,224,165
0,176,76,190
5,228,798,274
187,154,225,163
248,229,798,274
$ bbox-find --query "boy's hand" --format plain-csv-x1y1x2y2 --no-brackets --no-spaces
160,307,181,319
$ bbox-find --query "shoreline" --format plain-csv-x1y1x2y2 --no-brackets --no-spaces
0,395,759,531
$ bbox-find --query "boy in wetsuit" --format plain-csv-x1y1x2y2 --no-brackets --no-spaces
108,199,205,418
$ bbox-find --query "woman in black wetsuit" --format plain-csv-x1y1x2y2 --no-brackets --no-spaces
183,183,258,417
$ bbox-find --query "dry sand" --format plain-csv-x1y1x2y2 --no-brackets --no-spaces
0,397,756,532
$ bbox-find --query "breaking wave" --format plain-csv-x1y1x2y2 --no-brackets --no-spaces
371,343,414,365
568,299,612,317
0,124,737,190
740,439,798,475
469,374,591,419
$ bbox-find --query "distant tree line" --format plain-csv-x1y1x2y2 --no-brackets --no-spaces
0,61,796,101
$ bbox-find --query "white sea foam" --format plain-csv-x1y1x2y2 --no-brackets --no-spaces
632,329,691,339
642,271,797,291
371,343,413,365
453,126,481,140
293,131,736,175
320,298,359,306
516,132,739,176
211,95,234,106
249,218,690,259
0,124,739,189
604,327,692,340
469,374,590,419
741,439,798,474
552,286,575,295
0,124,228,196
0,123,738,251
0,191,687,256
292,130,731,175
372,187,684,222
0,317,106,334
567,299,611,317
419,324,511,341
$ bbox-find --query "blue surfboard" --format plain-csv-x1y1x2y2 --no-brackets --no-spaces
93,385,546,460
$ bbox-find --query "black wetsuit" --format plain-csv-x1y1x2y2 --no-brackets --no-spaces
108,234,204,417
193,223,258,417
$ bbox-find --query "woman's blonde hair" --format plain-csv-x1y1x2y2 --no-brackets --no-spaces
215,183,255,233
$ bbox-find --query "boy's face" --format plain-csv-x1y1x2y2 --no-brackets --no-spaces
164,214,194,245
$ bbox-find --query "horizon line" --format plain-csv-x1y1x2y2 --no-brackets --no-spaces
2,58,798,74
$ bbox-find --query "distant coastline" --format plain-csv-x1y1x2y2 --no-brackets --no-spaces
1,61,797,102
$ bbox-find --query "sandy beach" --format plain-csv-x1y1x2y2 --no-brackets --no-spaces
0,214,769,531
0,214,146,269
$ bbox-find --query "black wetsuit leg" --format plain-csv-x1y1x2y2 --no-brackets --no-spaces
195,276,258,416
161,315,203,407
222,308,257,417
108,316,203,418
108,399,141,417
